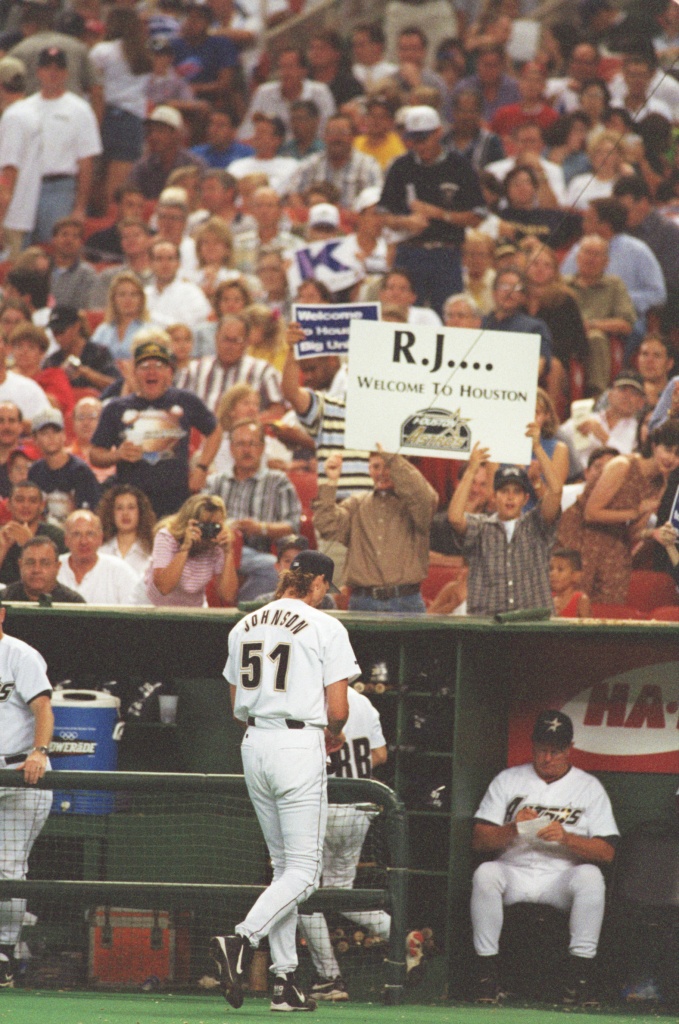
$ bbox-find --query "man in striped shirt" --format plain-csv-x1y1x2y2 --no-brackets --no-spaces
180,314,285,418
206,419,302,600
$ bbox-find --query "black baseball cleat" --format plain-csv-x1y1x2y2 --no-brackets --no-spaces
0,954,14,989
474,955,503,1005
271,972,317,1011
210,934,253,1008
310,974,348,1001
562,955,599,1008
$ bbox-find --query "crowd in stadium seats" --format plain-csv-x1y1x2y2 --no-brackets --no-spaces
0,0,677,616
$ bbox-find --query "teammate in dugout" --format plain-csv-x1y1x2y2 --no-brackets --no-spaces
0,604,53,988
471,710,619,1007
298,684,389,1002
212,549,360,1012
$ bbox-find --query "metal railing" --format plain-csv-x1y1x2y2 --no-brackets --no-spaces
0,770,408,1003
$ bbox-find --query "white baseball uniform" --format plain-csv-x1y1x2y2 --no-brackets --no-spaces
298,687,390,981
224,598,360,976
471,763,619,959
0,634,53,947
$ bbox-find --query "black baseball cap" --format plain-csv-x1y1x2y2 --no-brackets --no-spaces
134,340,172,366
48,305,79,335
289,550,339,592
532,710,574,748
493,465,531,493
38,46,67,69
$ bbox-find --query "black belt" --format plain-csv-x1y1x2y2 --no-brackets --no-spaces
2,753,28,765
247,717,305,729
352,583,421,600
42,174,75,183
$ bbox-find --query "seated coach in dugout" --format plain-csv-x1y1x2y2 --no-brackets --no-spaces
470,710,619,1008
448,425,562,616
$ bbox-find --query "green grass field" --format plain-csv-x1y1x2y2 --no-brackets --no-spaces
1,994,678,1024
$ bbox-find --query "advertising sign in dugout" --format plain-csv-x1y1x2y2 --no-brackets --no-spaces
292,303,380,359
345,321,540,465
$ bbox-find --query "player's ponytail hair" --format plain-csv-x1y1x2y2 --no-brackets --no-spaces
275,568,316,599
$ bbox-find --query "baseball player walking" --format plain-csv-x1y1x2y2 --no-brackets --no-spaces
470,710,619,1007
0,605,53,988
212,550,359,1011
298,685,389,1001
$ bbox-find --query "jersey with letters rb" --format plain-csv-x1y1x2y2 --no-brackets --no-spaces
225,598,360,726
0,634,52,756
328,686,386,780
474,763,619,873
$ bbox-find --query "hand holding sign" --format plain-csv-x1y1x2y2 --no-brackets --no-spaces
468,441,491,470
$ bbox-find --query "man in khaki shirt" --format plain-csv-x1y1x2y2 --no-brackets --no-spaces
313,445,437,612
563,235,636,396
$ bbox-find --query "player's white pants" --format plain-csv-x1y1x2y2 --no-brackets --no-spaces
238,726,327,975
298,804,391,979
471,860,606,959
0,787,52,944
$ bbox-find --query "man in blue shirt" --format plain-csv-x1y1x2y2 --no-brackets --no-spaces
482,268,552,382
190,109,254,169
172,1,238,103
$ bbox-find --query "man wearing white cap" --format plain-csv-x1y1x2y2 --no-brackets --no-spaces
128,106,206,200
305,202,341,242
379,105,485,318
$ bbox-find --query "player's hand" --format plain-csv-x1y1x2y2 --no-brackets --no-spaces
468,442,491,470
515,807,538,822
181,519,202,551
324,453,343,483
325,728,345,755
21,750,48,784
117,440,144,463
536,820,567,843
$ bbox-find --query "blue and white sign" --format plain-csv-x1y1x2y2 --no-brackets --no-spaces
668,484,679,532
292,302,380,359
288,237,366,294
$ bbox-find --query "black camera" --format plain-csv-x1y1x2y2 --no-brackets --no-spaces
199,521,221,541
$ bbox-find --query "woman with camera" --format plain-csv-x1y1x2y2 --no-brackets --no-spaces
144,494,238,607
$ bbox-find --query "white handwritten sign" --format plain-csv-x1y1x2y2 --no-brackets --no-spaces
344,321,540,464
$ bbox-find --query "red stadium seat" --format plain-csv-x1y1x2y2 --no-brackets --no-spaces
627,571,678,613
590,603,649,620
420,563,463,604
609,336,625,381
298,512,317,550
85,310,105,334
287,469,318,511
650,606,679,621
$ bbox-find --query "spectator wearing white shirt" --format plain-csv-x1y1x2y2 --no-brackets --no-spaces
57,510,138,605
0,308,49,425
228,114,299,195
378,269,442,327
144,239,212,332
485,123,566,206
97,484,156,581
609,52,676,123
351,23,397,90
155,188,199,280
238,46,336,143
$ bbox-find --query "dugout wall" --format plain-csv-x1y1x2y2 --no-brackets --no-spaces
3,604,679,976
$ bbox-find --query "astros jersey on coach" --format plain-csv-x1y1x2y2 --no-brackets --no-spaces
474,763,619,872
225,598,360,725
0,635,52,756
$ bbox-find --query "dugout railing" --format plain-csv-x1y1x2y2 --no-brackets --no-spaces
0,769,408,1003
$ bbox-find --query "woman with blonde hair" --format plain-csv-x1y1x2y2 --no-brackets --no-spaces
98,483,156,578
565,130,625,209
144,493,238,607
92,271,151,363
212,383,291,474
243,303,286,371
192,216,239,300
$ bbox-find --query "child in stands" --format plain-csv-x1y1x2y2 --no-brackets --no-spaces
550,548,591,618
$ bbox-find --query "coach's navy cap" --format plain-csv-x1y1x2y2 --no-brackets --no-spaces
493,465,531,493
532,710,574,748
289,550,339,592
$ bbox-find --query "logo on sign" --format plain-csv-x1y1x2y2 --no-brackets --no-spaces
50,739,97,755
401,407,471,452
561,663,679,757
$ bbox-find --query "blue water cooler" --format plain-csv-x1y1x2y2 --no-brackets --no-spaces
50,690,120,814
